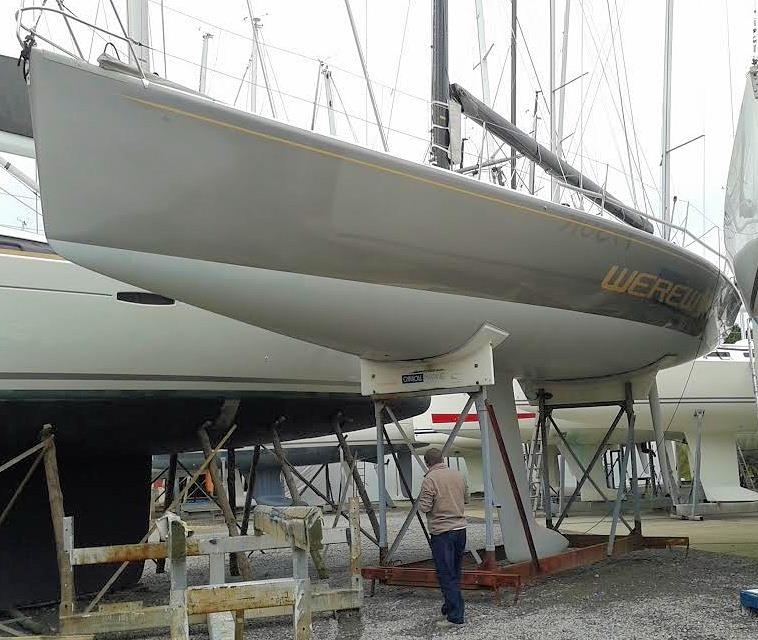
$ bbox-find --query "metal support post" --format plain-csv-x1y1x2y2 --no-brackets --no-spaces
624,383,642,534
374,402,388,563
690,410,705,518
538,393,552,528
558,453,565,515
384,405,427,473
549,416,633,532
553,407,625,529
382,425,431,547
384,394,475,564
41,425,75,617
474,389,496,567
607,432,632,555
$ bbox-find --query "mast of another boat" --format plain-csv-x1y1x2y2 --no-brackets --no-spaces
661,0,674,240
249,17,260,113
126,0,151,72
198,32,213,94
474,0,491,168
549,0,557,202
529,91,539,194
474,0,492,106
510,0,518,189
322,65,338,136
554,1,571,204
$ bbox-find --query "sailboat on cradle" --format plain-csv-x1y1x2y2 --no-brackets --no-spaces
21,1,740,562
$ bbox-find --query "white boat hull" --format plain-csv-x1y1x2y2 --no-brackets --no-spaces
0,243,361,397
419,351,758,502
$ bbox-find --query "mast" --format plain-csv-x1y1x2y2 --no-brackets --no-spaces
245,3,276,119
343,0,389,152
323,65,337,136
249,18,260,113
549,0,557,202
430,0,450,170
529,91,539,195
474,0,491,105
554,0,571,203
198,32,212,94
510,0,518,189
661,0,674,239
126,0,151,72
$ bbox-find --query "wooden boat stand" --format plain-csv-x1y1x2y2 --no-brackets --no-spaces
0,422,363,640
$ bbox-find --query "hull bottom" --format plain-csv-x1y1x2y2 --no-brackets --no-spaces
0,449,149,608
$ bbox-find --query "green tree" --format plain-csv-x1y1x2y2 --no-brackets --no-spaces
724,325,742,344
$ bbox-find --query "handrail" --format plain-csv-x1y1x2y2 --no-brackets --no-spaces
554,177,729,270
16,4,149,86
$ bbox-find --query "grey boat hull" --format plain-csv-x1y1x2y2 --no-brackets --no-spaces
28,50,739,391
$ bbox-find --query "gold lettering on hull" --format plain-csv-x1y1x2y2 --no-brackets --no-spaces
601,265,711,319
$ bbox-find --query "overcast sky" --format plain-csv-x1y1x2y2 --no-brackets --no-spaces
1,0,756,264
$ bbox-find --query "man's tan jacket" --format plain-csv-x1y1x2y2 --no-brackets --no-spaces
418,462,469,535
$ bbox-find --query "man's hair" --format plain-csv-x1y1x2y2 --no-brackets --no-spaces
424,448,444,467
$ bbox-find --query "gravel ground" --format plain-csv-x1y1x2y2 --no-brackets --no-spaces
17,509,758,639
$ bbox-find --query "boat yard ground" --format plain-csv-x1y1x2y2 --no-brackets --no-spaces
19,503,758,640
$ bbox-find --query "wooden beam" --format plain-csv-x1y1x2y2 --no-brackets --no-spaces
157,453,178,573
40,426,75,617
271,427,306,506
198,422,253,581
333,419,380,540
185,579,296,615
71,529,350,566
60,607,174,635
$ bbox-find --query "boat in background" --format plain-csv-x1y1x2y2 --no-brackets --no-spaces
418,345,758,503
726,64,758,316
0,230,427,608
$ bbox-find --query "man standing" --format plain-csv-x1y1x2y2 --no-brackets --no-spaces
418,448,468,628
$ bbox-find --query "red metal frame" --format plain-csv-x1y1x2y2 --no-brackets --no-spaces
362,534,688,601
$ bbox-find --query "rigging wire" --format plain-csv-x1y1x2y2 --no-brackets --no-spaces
258,28,289,122
385,0,412,141
147,0,430,108
725,0,736,138
613,0,656,217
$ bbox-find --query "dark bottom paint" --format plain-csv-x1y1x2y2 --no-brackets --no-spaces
0,448,149,609
0,395,428,607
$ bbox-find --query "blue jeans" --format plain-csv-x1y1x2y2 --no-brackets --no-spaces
430,528,466,624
